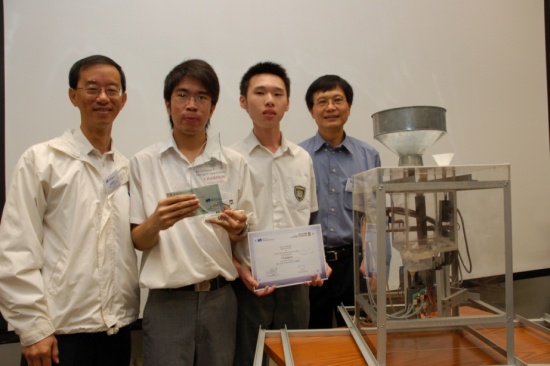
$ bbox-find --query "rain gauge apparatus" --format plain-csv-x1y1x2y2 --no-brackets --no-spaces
348,106,516,365
253,107,529,366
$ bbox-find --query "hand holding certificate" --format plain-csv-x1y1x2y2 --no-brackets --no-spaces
249,224,327,290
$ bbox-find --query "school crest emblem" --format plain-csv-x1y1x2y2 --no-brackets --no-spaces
294,185,306,202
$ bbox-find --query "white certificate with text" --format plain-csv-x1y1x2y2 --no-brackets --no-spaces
249,224,327,290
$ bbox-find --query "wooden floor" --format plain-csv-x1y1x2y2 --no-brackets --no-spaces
264,322,550,365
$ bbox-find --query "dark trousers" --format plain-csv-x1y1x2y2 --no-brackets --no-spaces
21,326,131,366
232,278,309,366
309,255,355,329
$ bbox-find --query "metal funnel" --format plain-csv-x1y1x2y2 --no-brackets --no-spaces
372,106,447,166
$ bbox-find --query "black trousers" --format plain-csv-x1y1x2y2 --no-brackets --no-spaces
21,326,131,366
309,255,355,329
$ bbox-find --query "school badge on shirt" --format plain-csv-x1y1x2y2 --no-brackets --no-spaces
294,185,306,202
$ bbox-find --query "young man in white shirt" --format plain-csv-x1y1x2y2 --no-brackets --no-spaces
130,59,255,366
231,61,328,366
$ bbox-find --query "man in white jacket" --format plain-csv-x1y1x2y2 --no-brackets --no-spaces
0,55,140,366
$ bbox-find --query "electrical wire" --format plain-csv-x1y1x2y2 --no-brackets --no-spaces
457,208,473,273
364,198,473,321
364,274,422,320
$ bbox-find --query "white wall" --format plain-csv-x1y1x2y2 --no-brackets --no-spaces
4,0,549,279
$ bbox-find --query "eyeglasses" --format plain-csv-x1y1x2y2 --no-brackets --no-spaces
314,96,347,108
76,86,123,98
172,93,212,106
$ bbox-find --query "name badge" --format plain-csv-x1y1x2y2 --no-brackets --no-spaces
194,164,227,184
104,170,122,195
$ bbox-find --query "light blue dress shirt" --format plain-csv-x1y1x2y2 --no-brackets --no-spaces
300,132,380,248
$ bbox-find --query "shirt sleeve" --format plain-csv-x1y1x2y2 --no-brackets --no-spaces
129,155,147,225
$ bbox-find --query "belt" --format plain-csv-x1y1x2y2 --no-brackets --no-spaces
324,246,353,262
166,275,229,292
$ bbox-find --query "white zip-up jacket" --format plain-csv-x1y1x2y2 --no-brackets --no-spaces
0,129,140,346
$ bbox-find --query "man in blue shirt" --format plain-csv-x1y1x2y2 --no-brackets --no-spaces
300,74,389,328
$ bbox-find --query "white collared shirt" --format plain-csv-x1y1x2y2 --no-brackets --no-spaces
130,134,256,289
230,130,318,267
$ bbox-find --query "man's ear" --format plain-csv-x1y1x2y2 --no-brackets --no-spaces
239,95,247,110
68,88,78,106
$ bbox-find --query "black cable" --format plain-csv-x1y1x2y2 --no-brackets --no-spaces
457,209,473,273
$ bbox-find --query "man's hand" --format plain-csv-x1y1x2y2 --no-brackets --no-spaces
206,209,248,239
305,262,332,287
359,260,378,291
132,194,200,250
22,335,59,366
151,194,200,231
235,260,275,297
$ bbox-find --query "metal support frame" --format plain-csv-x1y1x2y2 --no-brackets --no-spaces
254,313,549,365
253,165,534,365
352,167,516,365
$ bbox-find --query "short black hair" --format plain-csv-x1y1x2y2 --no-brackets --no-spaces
305,75,353,110
164,59,220,129
163,59,219,104
240,61,290,98
68,55,126,92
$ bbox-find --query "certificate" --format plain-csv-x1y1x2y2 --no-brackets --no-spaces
249,224,327,290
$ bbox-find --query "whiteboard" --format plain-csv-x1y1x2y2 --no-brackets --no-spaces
4,0,549,282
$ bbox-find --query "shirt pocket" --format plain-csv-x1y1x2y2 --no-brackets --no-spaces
284,176,310,211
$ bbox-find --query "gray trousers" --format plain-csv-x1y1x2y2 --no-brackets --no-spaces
143,284,237,366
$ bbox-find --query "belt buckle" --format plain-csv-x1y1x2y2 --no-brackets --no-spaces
325,250,338,262
194,280,211,292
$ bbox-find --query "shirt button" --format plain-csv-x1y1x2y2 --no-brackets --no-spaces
331,188,336,192
332,168,336,173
